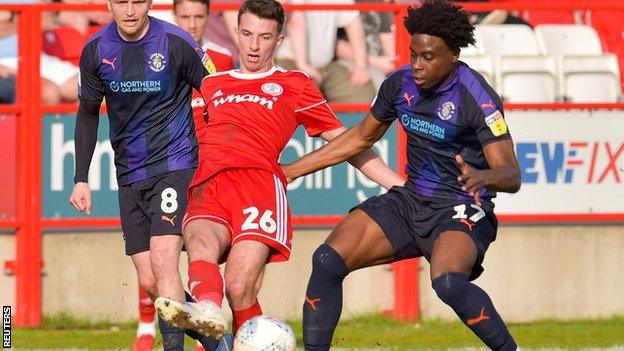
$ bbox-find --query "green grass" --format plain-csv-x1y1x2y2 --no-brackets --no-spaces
9,314,624,350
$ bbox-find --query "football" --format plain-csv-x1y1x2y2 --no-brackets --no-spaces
234,315,297,351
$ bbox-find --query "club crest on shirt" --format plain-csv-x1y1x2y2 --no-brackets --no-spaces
437,101,456,120
148,52,166,72
261,82,283,97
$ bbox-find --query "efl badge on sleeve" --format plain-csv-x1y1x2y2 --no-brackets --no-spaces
484,110,507,136
202,53,216,75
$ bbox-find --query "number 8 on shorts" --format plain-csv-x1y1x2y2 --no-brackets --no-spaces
161,187,178,214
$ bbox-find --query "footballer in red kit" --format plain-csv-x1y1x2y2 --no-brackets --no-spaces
155,0,405,341
186,67,342,262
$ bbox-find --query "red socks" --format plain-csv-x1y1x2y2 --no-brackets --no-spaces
233,301,262,336
188,260,224,306
138,287,155,324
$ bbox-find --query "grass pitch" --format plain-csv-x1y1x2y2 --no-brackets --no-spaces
9,314,624,350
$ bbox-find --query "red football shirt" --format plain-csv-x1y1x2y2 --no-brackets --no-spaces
192,66,343,187
191,42,235,140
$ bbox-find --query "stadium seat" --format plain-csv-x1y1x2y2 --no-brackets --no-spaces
534,24,623,101
476,24,543,58
476,24,558,101
534,24,604,57
585,10,624,89
42,26,85,66
498,56,558,103
561,55,622,102
459,30,495,85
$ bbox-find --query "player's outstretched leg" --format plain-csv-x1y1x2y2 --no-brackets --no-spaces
430,231,518,351
432,272,517,350
156,220,230,340
224,240,270,336
303,210,395,351
302,244,349,351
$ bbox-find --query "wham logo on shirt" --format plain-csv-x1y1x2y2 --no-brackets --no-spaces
212,93,276,110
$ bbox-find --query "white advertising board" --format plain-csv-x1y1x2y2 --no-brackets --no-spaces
494,109,624,219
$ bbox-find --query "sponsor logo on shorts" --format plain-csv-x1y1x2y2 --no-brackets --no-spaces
161,214,176,226
459,218,476,231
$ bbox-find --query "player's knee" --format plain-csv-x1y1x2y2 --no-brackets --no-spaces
138,277,158,297
431,271,469,304
224,275,255,304
311,244,349,280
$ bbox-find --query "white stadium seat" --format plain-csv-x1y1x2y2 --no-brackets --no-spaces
534,24,622,101
562,54,622,102
476,24,558,101
499,56,558,103
534,24,604,57
476,24,543,58
459,30,495,85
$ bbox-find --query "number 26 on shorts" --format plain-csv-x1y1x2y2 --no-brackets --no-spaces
242,206,277,233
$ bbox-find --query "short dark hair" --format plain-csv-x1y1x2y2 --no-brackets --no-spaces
237,0,285,34
173,0,209,13
403,0,475,53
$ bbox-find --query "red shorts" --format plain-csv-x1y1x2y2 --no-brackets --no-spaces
184,168,292,263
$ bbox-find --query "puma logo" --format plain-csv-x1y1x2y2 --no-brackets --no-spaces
102,57,117,70
161,214,176,226
467,307,490,326
459,218,476,231
403,92,415,107
481,101,495,109
189,280,201,293
305,295,321,311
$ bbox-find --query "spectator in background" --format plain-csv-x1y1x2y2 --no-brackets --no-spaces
460,0,531,26
0,67,15,104
203,0,240,66
335,0,395,90
0,0,79,103
56,0,113,37
275,0,376,103
174,0,234,71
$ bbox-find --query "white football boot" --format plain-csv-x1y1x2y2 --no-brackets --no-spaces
155,297,228,340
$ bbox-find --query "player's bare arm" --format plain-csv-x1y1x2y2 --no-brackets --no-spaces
456,138,521,205
283,112,391,182
319,125,404,190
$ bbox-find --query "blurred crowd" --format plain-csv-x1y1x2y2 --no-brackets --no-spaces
0,0,594,105
0,0,404,104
